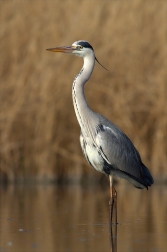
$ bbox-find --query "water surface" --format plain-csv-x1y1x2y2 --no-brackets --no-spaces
0,183,166,252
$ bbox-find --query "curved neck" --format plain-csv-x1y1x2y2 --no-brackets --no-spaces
72,53,95,130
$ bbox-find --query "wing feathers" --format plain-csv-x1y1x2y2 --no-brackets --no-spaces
94,123,150,187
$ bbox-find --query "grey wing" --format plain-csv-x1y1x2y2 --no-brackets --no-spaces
94,122,150,187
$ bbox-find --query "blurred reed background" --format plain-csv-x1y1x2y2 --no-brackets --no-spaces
0,0,167,183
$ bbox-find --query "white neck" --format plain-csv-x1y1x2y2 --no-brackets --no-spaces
72,53,95,131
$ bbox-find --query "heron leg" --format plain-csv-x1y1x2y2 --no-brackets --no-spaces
113,186,117,225
109,175,117,226
109,178,117,251
109,175,114,225
109,192,114,226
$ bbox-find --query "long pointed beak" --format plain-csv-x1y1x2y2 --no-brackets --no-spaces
46,46,76,53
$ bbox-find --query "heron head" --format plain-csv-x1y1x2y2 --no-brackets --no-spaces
47,40,108,70
46,40,93,56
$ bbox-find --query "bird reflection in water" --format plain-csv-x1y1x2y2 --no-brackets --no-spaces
109,194,117,252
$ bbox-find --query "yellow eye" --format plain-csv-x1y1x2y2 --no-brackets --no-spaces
77,45,83,50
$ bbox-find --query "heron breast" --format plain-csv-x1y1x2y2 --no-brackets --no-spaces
84,144,105,173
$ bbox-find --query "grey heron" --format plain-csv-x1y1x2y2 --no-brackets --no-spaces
47,40,154,224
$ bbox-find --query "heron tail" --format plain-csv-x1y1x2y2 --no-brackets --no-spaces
142,164,154,187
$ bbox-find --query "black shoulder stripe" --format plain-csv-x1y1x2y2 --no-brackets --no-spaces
96,124,105,134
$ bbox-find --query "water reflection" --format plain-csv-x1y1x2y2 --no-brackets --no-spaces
0,183,166,252
109,191,117,252
110,221,117,252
